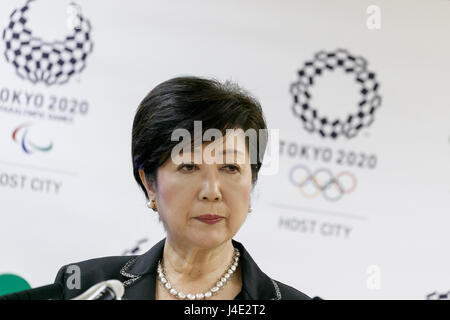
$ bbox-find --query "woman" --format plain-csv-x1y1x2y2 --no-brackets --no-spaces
54,76,311,300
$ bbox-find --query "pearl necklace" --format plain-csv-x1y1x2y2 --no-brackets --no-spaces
157,248,240,300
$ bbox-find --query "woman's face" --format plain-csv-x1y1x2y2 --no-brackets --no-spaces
140,130,253,249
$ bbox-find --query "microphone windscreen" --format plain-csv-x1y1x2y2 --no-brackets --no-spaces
0,283,63,300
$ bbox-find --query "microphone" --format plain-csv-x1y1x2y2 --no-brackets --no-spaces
71,280,125,300
0,283,63,300
0,280,124,300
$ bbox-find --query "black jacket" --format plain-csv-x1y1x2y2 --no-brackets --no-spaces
54,238,311,300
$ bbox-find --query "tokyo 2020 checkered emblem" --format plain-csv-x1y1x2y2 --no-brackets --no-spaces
2,0,93,86
290,49,382,139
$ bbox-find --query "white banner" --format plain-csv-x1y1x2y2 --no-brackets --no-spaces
1,0,449,300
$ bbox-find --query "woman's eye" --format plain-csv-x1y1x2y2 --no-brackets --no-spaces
179,164,240,173
180,164,196,172
223,165,240,173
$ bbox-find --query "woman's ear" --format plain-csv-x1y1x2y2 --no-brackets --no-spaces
138,169,156,198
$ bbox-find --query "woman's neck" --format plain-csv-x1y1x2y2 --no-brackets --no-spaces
162,237,235,283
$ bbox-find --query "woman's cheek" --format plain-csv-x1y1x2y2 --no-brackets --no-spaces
157,172,182,203
239,179,252,202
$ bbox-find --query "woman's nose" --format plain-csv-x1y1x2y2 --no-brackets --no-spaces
198,169,222,201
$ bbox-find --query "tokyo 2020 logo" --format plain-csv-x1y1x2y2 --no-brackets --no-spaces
290,48,382,139
2,0,94,86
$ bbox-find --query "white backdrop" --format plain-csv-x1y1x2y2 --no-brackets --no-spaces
1,0,449,299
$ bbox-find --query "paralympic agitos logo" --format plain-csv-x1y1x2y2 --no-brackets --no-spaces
290,48,382,139
2,0,94,86
12,122,53,154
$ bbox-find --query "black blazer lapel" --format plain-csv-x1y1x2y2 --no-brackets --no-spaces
119,238,166,300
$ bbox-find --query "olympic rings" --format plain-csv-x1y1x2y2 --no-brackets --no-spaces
289,164,357,202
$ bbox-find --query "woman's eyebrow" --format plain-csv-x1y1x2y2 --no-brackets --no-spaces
187,149,244,155
222,149,244,155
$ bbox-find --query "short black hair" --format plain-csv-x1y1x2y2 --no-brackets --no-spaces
132,76,268,200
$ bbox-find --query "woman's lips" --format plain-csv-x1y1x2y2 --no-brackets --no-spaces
195,215,224,224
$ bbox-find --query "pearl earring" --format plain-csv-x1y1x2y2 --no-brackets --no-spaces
147,199,157,211
248,206,252,213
